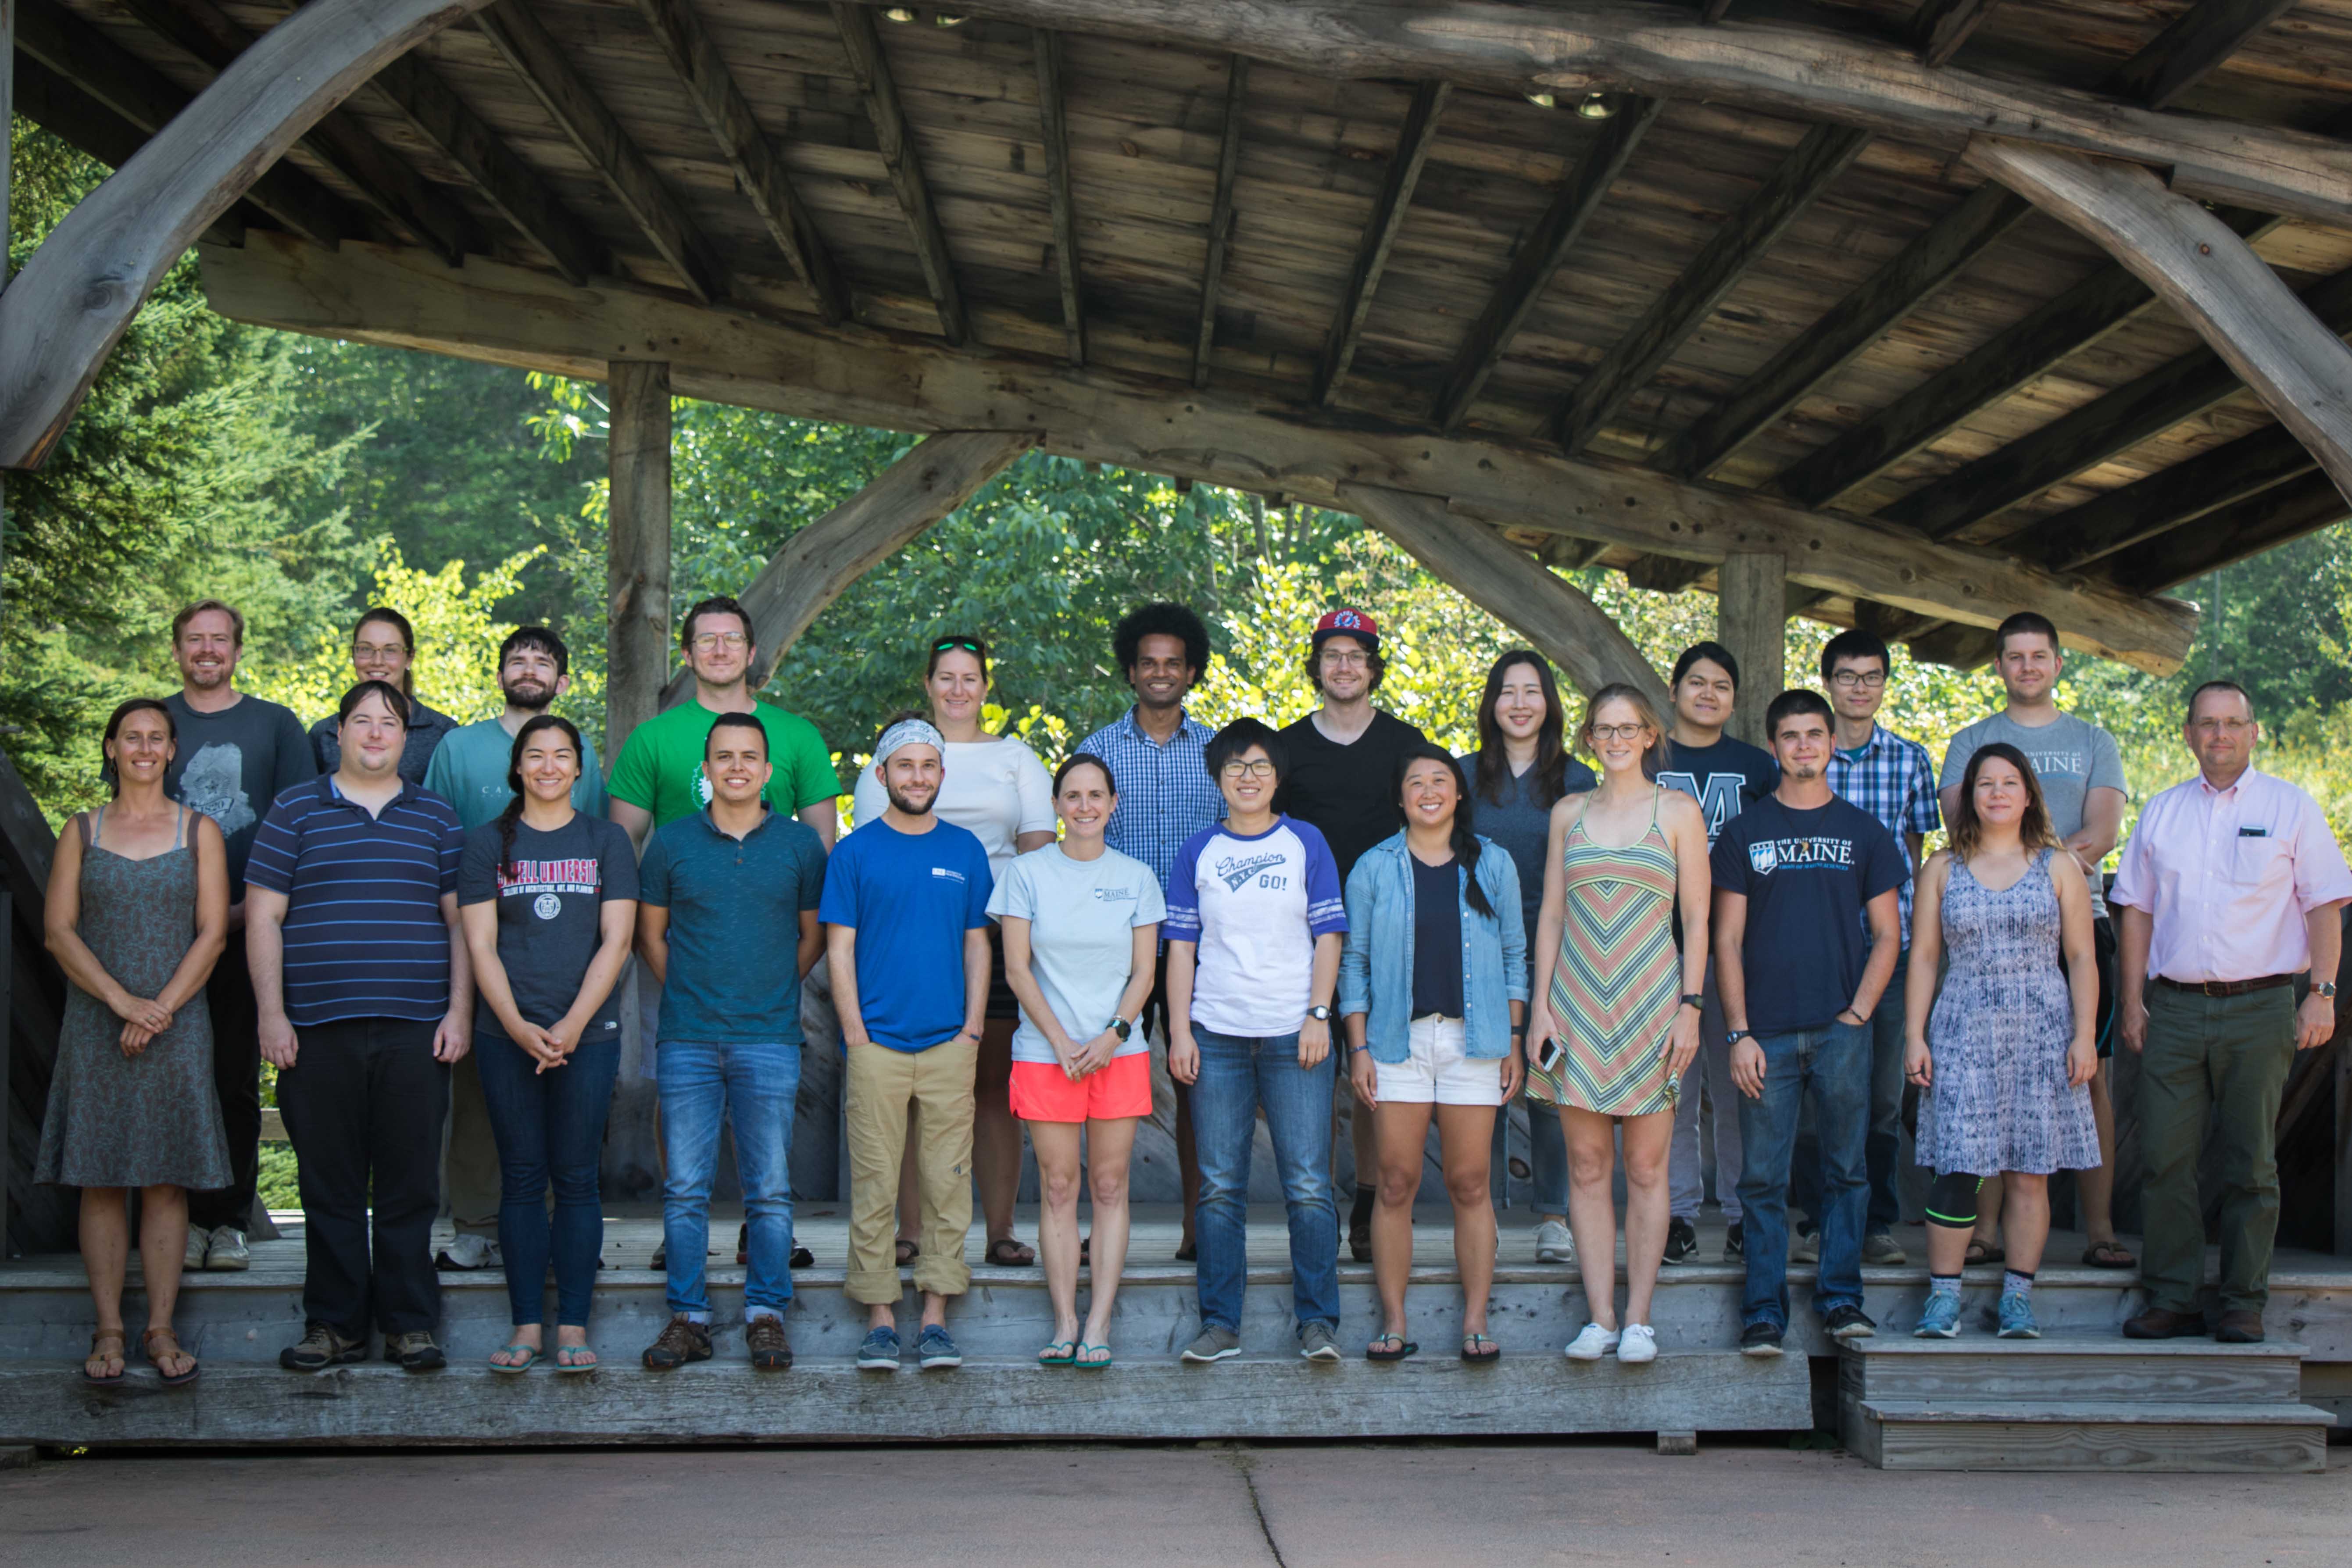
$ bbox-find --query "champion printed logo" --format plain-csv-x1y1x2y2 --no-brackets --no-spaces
1215,851,1285,890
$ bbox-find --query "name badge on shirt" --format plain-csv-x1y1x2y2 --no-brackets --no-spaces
2239,825,2269,838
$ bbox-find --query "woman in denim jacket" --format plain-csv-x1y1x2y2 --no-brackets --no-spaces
1340,743,1526,1361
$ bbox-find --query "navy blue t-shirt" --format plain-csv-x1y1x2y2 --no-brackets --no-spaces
639,807,827,1044
1663,735,1779,848
1409,853,1465,1019
819,817,994,1051
1710,793,1905,1037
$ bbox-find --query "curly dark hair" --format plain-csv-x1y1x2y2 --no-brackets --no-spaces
1112,602,1211,680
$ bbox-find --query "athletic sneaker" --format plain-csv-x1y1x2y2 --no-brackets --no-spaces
184,1228,209,1271
1915,1293,1962,1338
1862,1232,1909,1266
1790,1227,1821,1263
279,1322,366,1372
1722,1222,1744,1261
1534,1219,1576,1263
204,1225,250,1271
1740,1321,1784,1357
1298,1322,1343,1362
1182,1326,1241,1363
1662,1216,1697,1264
435,1233,500,1271
1616,1324,1658,1364
916,1325,963,1369
1997,1292,2040,1339
1563,1322,1619,1361
855,1326,901,1371
642,1314,713,1370
1823,1305,1877,1342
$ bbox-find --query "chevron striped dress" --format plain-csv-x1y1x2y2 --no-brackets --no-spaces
1548,790,1680,1116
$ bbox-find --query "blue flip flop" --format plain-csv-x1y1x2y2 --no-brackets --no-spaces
1074,1343,1112,1371
489,1342,541,1375
1037,1339,1077,1367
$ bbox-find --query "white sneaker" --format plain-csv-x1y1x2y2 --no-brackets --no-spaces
204,1225,249,1271
183,1228,209,1270
1616,1323,1658,1363
435,1233,503,1270
1563,1322,1619,1361
1534,1220,1576,1264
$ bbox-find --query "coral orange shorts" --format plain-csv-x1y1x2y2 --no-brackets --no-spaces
1009,1052,1153,1123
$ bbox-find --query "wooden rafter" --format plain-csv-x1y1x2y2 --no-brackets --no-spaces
1907,620,1999,669
1432,95,1663,432
14,0,357,248
115,0,479,266
2116,471,2349,595
1314,79,1450,406
1031,27,1085,366
629,0,847,323
11,57,253,247
1556,122,1870,457
1854,600,1941,643
474,0,728,306
1656,181,2031,479
1914,0,1999,68
1193,54,1248,390
2110,0,2298,111
826,0,2352,227
200,230,2202,673
2027,423,2312,572
1623,556,1710,593
833,2,968,345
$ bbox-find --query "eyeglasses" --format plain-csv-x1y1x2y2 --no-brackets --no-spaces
353,642,409,661
690,632,748,651
1319,650,1370,668
2191,717,2254,736
933,637,987,656
1219,759,1277,779
1588,723,1650,742
1830,669,1887,689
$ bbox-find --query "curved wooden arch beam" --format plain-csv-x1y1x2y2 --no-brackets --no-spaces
1965,136,2352,513
0,0,493,471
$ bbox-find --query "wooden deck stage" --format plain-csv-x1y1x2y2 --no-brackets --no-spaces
0,1206,2345,1464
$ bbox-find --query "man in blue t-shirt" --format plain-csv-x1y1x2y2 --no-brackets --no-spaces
822,718,994,1372
1711,689,1904,1359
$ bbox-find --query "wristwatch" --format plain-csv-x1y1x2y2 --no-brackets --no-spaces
1725,1029,1751,1046
1307,1004,1333,1022
1679,993,1705,1012
2316,982,2339,1000
1108,1015,1133,1042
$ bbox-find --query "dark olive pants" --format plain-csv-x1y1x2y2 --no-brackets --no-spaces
2138,982,2295,1316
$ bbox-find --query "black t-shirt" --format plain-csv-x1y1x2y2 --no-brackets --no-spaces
1710,793,1905,1037
1662,734,1780,848
458,814,641,1044
1410,853,1465,1019
1277,708,1428,883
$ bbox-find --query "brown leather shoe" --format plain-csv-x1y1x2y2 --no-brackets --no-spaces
641,1313,713,1370
2215,1309,2266,1343
745,1314,793,1371
2123,1306,2206,1339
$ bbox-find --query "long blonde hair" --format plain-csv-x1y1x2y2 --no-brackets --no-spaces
1579,682,1667,782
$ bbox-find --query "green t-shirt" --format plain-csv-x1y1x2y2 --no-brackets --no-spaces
423,717,609,830
608,698,838,827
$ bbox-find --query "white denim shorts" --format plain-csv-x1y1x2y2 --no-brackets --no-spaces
1375,1014,1504,1107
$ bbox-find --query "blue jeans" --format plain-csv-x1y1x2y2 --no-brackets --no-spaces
1735,1022,1870,1330
473,1031,619,1326
658,1039,800,1318
1190,1026,1339,1335
1791,951,1908,1237
1493,1096,1568,1214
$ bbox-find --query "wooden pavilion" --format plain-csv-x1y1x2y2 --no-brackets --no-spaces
4,0,2352,1465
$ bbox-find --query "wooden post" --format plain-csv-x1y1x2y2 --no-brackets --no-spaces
1718,552,1787,746
606,360,672,758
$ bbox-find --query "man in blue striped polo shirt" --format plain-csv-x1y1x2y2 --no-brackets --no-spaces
246,680,470,1374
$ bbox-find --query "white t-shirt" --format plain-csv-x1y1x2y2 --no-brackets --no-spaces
1163,816,1348,1038
852,734,1055,879
987,843,1167,1065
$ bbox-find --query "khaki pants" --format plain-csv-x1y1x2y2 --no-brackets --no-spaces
443,1049,502,1236
845,1036,976,1304
2139,982,2295,1315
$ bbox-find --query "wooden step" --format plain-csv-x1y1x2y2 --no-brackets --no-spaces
1846,1396,2332,1472
1841,1334,2309,1404
0,1349,1814,1448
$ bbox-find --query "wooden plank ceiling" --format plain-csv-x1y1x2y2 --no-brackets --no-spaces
25,0,2352,665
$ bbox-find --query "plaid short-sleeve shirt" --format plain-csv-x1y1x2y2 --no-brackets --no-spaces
1827,723,1941,943
1074,706,1225,902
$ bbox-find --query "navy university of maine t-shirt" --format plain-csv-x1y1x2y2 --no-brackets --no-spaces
1709,793,1905,1038
1662,735,1778,848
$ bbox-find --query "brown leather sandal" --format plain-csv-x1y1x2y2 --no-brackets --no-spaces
83,1329,126,1386
142,1325,199,1387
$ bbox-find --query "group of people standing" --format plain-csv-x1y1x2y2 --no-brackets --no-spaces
37,587,2348,1385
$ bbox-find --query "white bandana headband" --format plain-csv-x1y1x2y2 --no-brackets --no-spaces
875,718,947,766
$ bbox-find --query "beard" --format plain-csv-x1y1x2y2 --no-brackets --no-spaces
501,676,556,712
886,783,937,816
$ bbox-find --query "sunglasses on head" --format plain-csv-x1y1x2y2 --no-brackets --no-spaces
932,637,987,655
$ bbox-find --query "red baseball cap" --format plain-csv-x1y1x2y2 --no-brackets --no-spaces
1311,607,1380,651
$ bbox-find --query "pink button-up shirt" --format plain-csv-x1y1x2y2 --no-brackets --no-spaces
2110,766,2352,984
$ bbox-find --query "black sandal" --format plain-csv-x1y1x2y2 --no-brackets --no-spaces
1964,1239,2005,1266
2082,1241,2136,1269
986,1236,1037,1267
1461,1332,1501,1363
1366,1333,1417,1361
894,1237,920,1267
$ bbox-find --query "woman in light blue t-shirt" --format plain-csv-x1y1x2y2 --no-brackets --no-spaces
991,754,1164,1369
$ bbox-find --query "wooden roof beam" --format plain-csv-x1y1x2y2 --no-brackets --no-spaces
2026,423,2313,572
833,3,968,345
200,229,2200,673
1623,555,1711,594
1557,122,1870,457
1431,95,1663,432
1030,28,1084,366
629,0,847,323
1193,55,1247,390
828,0,2352,227
115,0,480,266
1657,180,2031,480
1314,79,1450,406
11,56,247,247
474,0,728,306
1914,0,2000,68
2115,471,2350,596
14,0,358,248
2111,0,2298,112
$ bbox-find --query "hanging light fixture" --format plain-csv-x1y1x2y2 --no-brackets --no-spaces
1576,93,1617,119
1525,91,1558,109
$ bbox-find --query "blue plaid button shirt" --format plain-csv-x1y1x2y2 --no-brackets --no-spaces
1827,723,1941,943
1074,706,1226,900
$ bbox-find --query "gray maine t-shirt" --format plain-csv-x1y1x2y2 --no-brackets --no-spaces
1938,710,2127,914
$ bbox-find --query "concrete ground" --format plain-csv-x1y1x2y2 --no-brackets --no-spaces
1,1443,2344,1567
